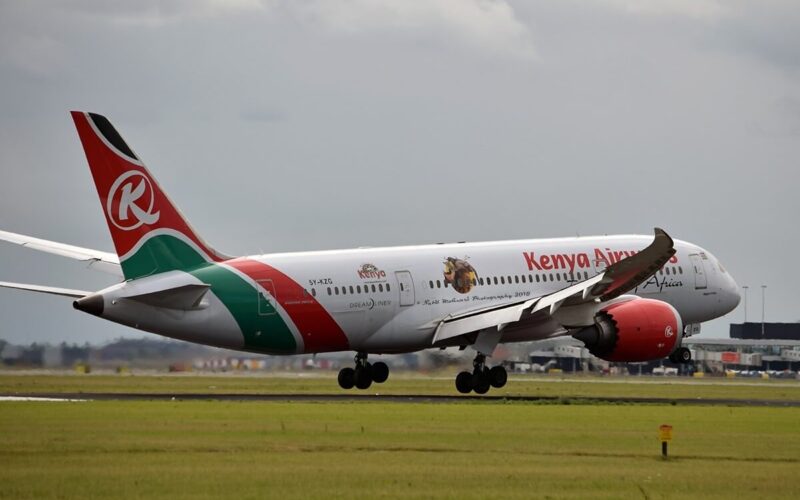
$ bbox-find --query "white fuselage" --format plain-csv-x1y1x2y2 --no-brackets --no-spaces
94,234,740,355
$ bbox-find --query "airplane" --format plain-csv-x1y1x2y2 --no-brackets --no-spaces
0,112,741,394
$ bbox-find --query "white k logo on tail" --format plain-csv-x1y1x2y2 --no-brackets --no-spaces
107,171,160,230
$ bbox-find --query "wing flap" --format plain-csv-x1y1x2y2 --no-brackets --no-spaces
0,230,121,277
433,298,538,343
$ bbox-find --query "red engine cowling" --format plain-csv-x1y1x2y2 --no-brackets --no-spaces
573,298,682,362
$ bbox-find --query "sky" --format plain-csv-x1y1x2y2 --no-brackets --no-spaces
1,0,798,345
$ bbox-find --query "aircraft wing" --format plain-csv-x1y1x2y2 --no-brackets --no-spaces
0,229,122,277
432,228,676,345
0,281,89,298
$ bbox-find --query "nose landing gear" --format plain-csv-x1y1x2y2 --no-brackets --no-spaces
337,352,390,390
455,353,507,394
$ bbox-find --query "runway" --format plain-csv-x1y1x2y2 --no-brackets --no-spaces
3,392,799,406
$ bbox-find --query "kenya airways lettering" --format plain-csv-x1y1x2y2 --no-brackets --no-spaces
523,248,678,272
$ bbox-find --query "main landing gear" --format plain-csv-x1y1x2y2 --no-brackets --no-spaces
455,353,507,395
337,352,390,390
669,347,692,364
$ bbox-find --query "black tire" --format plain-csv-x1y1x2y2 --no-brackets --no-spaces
472,370,491,395
337,367,355,389
489,365,507,388
455,371,473,394
677,347,692,364
371,361,389,384
354,367,373,390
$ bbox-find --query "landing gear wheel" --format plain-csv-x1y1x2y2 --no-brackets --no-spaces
455,371,473,394
337,367,355,389
472,370,491,395
676,347,692,364
354,366,372,389
355,360,372,389
371,361,389,384
489,365,507,388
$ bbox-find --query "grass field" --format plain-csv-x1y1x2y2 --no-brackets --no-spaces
2,374,800,499
2,371,800,401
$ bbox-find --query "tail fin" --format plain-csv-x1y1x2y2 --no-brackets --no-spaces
71,111,231,280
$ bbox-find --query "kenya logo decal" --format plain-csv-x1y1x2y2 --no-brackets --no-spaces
106,171,160,230
664,325,674,338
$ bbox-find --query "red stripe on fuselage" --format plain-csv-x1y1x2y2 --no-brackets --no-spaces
226,258,350,353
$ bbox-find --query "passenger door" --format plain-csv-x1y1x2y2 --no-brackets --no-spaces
689,254,707,289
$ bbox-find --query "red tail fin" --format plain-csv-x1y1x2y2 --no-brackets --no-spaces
71,111,230,279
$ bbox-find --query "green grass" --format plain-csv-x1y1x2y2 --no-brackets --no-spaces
1,399,799,499
1,372,799,402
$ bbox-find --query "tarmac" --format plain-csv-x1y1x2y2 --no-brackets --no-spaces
2,393,799,406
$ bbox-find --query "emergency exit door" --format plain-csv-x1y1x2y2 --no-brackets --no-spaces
395,271,415,307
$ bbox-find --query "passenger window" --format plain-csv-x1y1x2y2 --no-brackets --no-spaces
479,278,484,286
429,280,433,289
500,276,505,284
386,284,390,292
334,287,339,295
492,277,497,285
371,284,377,293
515,275,520,284
378,284,384,292
327,287,332,296
550,273,554,281
356,285,361,294
679,266,683,274
535,274,540,283
436,280,441,288
665,268,671,276
311,288,316,297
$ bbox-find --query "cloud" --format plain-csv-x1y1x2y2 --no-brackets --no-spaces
596,0,731,20
0,35,66,78
240,108,288,123
61,0,264,27
289,0,537,61
57,0,537,60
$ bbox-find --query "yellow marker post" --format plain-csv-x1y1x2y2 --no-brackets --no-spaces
659,424,673,458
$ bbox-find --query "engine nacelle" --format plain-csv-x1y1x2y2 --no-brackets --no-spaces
573,298,682,362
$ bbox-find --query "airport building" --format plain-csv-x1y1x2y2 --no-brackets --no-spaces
513,323,800,377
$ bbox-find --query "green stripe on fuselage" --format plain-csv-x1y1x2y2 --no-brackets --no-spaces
121,234,208,280
121,234,297,354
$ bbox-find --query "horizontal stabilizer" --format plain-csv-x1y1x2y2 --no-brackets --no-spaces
0,229,122,277
125,284,210,310
0,281,90,298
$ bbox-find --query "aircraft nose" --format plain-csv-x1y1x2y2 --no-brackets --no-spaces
721,273,741,314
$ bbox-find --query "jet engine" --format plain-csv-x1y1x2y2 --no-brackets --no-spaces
573,298,682,362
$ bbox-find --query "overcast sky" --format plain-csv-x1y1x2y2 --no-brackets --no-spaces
1,0,798,345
